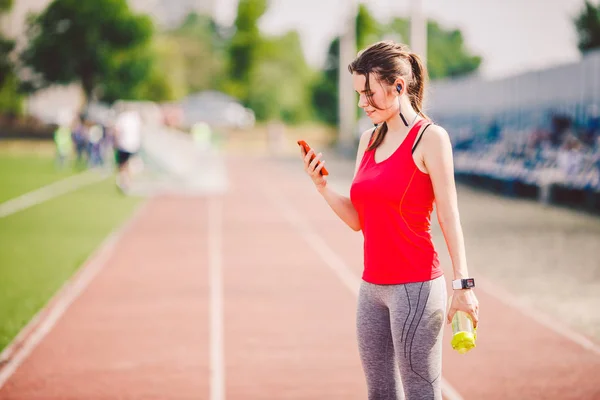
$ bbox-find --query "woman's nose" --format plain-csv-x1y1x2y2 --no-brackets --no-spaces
357,95,367,108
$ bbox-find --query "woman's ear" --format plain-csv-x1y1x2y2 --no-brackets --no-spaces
394,79,406,95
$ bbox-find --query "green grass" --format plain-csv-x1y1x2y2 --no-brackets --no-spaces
0,152,80,203
0,176,141,352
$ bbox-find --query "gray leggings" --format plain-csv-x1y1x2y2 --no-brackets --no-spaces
356,276,447,400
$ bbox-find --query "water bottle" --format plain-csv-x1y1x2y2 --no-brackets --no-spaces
448,296,477,354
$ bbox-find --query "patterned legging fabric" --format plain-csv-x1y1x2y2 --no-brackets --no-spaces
356,276,447,400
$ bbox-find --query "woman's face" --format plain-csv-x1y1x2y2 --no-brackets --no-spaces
352,72,399,125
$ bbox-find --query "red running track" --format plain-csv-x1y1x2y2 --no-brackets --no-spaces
1,155,599,399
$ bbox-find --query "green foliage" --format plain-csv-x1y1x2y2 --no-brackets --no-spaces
311,38,339,126
574,0,600,53
0,72,23,115
356,3,381,50
217,0,316,123
151,36,187,99
311,4,382,126
0,0,14,89
312,7,483,125
0,37,14,87
0,0,21,114
247,31,315,123
0,0,12,13
388,18,481,79
99,44,175,103
227,0,268,103
158,13,228,97
20,0,154,102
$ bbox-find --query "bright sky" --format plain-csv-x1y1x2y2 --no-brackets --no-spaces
215,0,596,79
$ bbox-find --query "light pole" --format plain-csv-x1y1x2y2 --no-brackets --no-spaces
337,0,358,156
410,0,427,64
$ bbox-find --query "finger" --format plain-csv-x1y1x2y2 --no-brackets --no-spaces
316,160,326,171
311,161,324,177
315,160,326,175
309,153,323,171
304,149,314,165
469,309,479,328
447,308,456,324
303,149,314,168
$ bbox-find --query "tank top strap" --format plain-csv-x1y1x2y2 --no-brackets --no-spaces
403,118,427,153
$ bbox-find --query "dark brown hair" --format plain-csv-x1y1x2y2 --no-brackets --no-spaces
348,40,430,150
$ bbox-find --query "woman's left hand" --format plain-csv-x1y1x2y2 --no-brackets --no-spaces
447,289,479,328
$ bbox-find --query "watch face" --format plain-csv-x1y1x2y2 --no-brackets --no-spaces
464,278,475,288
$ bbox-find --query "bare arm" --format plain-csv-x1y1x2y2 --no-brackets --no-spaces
420,125,468,279
301,129,373,232
420,125,479,325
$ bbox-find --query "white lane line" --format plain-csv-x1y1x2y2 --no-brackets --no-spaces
261,184,464,400
208,196,225,400
0,200,150,390
0,170,108,218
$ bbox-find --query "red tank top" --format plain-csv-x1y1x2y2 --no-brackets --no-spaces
350,119,442,284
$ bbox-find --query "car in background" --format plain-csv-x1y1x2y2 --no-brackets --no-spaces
179,91,255,130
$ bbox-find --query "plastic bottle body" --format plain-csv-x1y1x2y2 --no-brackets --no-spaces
448,296,477,354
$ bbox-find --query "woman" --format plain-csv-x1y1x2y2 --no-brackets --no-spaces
300,40,479,399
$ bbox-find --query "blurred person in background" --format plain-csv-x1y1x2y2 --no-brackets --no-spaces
114,108,142,192
584,104,600,147
191,120,212,151
299,40,479,400
53,111,73,169
87,120,105,168
71,115,88,167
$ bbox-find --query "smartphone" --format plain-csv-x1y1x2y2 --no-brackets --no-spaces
297,140,329,176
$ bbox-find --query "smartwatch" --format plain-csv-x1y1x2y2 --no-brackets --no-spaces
452,278,475,290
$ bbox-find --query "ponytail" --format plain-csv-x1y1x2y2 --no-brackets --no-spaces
407,52,430,121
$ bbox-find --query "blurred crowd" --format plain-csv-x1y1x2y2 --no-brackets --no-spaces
53,113,115,170
442,104,600,193
53,106,144,193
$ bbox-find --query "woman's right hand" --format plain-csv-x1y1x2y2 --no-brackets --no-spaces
300,147,327,190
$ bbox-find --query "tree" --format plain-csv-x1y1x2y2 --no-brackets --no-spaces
0,31,14,88
158,12,228,96
388,18,481,80
356,3,381,51
247,31,316,123
311,4,380,126
312,9,484,126
20,0,154,104
311,38,340,126
99,44,174,103
0,0,23,115
574,0,600,53
0,0,14,87
225,0,267,104
0,0,13,11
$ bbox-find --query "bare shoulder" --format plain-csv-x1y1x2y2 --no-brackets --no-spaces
423,124,450,140
354,126,377,175
421,124,452,150
356,126,377,155
359,126,377,146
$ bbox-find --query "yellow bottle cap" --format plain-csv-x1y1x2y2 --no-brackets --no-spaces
451,330,477,354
